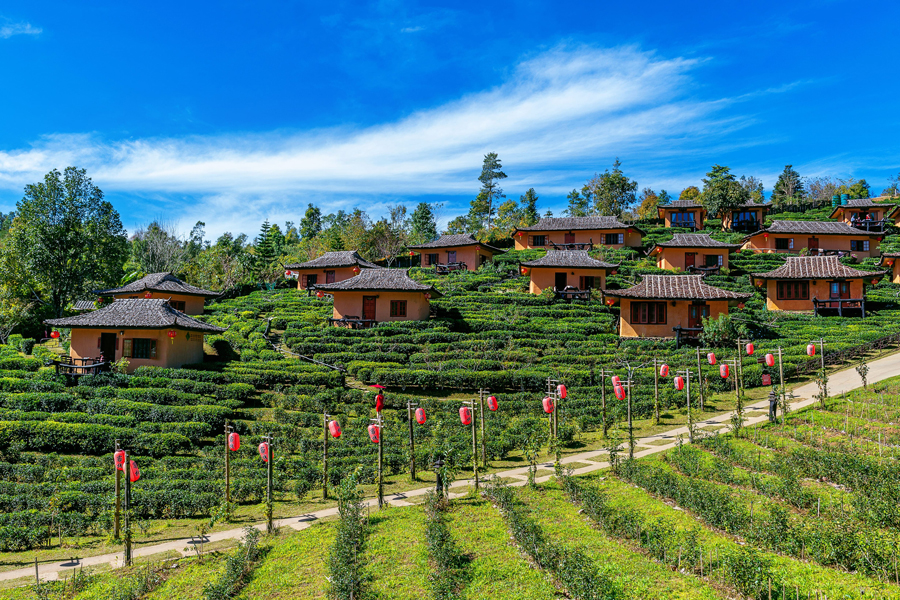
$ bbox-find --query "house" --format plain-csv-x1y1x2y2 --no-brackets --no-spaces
512,216,643,250
44,299,225,373
750,256,884,316
878,253,900,284
741,221,882,259
315,269,441,327
603,275,750,340
721,201,770,233
96,272,218,315
284,251,380,291
519,250,618,299
657,200,707,230
887,205,900,227
408,234,504,272
647,233,741,273
828,197,893,233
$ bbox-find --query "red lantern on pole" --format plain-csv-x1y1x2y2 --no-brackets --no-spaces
460,406,472,425
129,460,141,483
659,364,669,377
167,330,177,344
614,385,626,400
674,376,685,391
487,396,498,411
228,432,240,451
807,344,816,357
316,290,325,298
114,450,126,471
707,352,716,365
50,330,60,339
542,397,554,413
352,265,361,274
606,298,615,306
258,442,269,462
415,408,426,424
328,420,342,438
746,343,754,355
368,424,380,443
375,393,384,412
611,375,621,386
556,384,567,399
409,251,415,257
765,353,775,367
720,364,729,379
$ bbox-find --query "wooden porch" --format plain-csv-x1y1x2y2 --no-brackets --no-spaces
813,297,866,317
434,263,467,275
550,241,594,251
849,218,888,233
673,325,703,348
328,316,376,329
53,356,109,377
554,288,591,301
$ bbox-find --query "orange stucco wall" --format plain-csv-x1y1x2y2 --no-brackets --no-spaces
528,268,608,294
742,234,880,259
618,299,729,338
69,328,207,373
661,208,706,228
417,246,494,271
293,266,362,290
112,293,206,315
763,279,865,311
331,291,431,322
513,229,642,250
722,207,765,230
655,248,730,271
891,261,900,284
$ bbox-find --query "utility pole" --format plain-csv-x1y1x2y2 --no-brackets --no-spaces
322,413,330,500
224,422,234,503
263,433,274,534
406,400,418,480
463,399,479,491
114,440,121,540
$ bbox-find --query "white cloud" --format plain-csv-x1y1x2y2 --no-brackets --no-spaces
0,20,42,39
0,44,763,235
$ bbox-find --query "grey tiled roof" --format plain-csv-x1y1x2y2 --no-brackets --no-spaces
604,275,751,300
660,199,704,209
515,216,642,233
746,220,881,238
409,233,504,253
45,299,226,332
650,233,741,250
829,197,898,218
753,256,886,280
284,250,380,270
73,300,96,311
521,250,618,269
96,273,218,297
314,269,442,297
730,201,771,209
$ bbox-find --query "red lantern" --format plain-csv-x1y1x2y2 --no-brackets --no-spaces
614,385,626,400
738,302,745,310
409,251,415,257
475,246,481,252
258,442,269,462
659,364,669,377
368,424,380,444
611,375,621,386
542,397,554,413
520,267,529,275
707,352,716,365
328,420,342,438
756,280,764,287
352,266,361,274
674,376,685,391
628,228,633,234
763,232,769,239
316,290,325,298
424,292,431,300
114,450,126,471
285,271,291,278
888,259,895,266
765,353,775,367
167,330,177,344
746,343,754,355
606,298,615,306
517,231,523,237
610,270,617,275
556,385,567,399
375,393,384,412
870,277,880,286
460,406,472,425
807,344,816,357
228,432,240,451
762,374,772,386
415,407,426,424
144,291,152,299
50,330,60,339
720,364,729,379
129,460,141,483
487,396,498,411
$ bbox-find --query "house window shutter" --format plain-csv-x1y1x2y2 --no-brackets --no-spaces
864,240,869,251
718,255,723,266
618,233,624,244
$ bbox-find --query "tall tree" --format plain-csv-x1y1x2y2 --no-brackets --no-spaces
772,165,804,205
657,189,672,205
635,188,660,220
679,186,701,202
519,188,540,226
254,220,279,282
564,189,589,217
806,176,839,205
882,172,900,198
131,221,186,274
699,165,748,217
739,176,765,203
581,159,638,216
837,177,870,199
444,215,469,235
6,167,128,317
299,204,322,240
469,152,507,231
409,202,439,245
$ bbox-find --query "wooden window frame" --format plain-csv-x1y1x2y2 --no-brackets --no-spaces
390,300,407,317
530,235,547,247
169,300,186,312
774,238,793,250
126,338,157,360
630,301,667,324
776,281,809,300
850,240,870,252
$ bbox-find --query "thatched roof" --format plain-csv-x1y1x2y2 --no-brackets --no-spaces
314,269,442,297
45,299,226,332
521,250,618,269
96,273,218,298
604,275,751,301
753,256,885,280
285,250,380,270
409,233,504,254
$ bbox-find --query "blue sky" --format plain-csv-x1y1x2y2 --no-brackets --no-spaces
0,1,898,237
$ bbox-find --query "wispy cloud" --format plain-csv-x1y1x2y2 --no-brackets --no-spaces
0,20,42,39
0,44,768,234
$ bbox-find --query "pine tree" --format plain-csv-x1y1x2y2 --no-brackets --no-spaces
519,188,540,226
409,202,438,245
772,165,804,205
564,189,589,217
254,220,277,281
468,153,507,231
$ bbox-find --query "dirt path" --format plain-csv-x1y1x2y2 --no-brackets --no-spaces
5,353,889,584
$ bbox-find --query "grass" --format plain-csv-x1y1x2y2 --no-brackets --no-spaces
236,523,334,599
365,505,430,599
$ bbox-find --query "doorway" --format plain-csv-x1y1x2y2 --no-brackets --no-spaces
685,253,696,269
564,233,575,244
363,296,377,320
555,272,568,290
808,237,819,253
688,303,709,328
100,333,117,362
830,282,850,299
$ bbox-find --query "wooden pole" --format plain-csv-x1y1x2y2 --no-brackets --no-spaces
627,378,634,459
470,402,479,490
686,370,693,443
654,359,660,425
266,434,274,534
377,413,384,509
224,422,231,503
407,402,416,480
479,389,487,468
123,450,132,566
696,349,705,412
114,440,120,540
600,368,608,438
323,413,329,500
778,347,785,401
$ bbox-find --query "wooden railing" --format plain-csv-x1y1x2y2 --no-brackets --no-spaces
686,265,721,277
554,289,591,301
550,241,594,251
849,219,888,233
328,317,376,329
53,358,109,376
812,298,866,317
728,221,762,233
673,325,703,348
434,262,467,275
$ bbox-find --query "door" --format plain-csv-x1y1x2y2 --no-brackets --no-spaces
447,251,457,264
830,282,850,299
100,333,117,362
564,233,575,244
808,237,819,252
555,272,568,290
688,303,709,328
684,253,696,268
325,270,336,283
362,296,377,321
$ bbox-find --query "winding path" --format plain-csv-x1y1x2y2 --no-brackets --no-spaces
5,353,894,584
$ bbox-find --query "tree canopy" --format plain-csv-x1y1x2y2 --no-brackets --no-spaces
699,165,749,218
581,159,637,216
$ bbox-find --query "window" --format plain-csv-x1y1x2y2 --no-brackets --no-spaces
530,235,547,246
775,238,793,250
705,254,723,267
605,233,624,245
850,240,870,252
672,212,695,224
301,274,317,288
390,300,407,317
733,210,756,224
326,270,336,283
447,251,457,263
631,302,667,324
776,281,809,300
425,253,439,266
169,300,186,312
124,338,157,359
579,276,596,290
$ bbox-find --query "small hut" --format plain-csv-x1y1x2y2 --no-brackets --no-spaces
741,221,882,259
408,234,503,272
315,269,441,328
519,250,617,299
284,251,380,291
647,233,741,274
512,216,643,250
657,200,707,230
96,273,218,315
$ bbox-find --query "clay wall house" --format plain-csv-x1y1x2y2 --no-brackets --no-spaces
657,200,707,230
647,233,741,273
408,234,503,272
519,250,617,299
512,216,643,250
741,221,882,259
315,269,441,327
284,251,380,291
96,272,218,315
